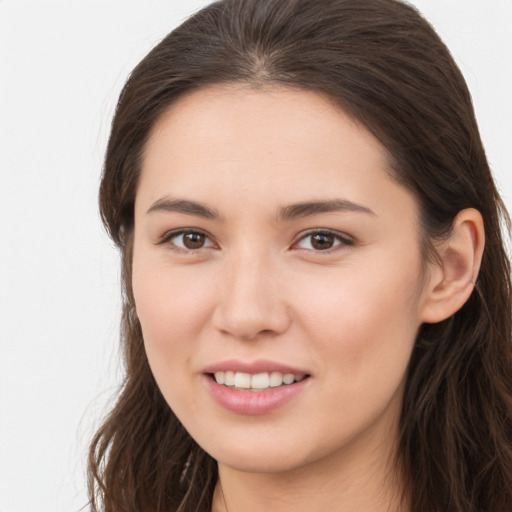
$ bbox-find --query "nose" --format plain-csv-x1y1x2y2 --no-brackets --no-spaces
212,250,292,341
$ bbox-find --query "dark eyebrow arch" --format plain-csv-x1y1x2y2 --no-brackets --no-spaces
147,198,220,219
279,199,375,221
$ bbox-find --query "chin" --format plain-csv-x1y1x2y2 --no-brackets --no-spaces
213,446,308,474
192,427,334,475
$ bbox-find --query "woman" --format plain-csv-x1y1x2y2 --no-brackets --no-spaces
88,0,512,511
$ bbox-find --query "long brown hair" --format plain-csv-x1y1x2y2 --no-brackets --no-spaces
89,1,512,510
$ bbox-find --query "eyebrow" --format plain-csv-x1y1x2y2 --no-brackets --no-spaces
146,197,375,221
278,199,375,221
147,198,220,219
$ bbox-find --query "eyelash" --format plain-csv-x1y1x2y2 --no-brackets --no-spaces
158,229,217,252
293,229,355,252
158,228,354,253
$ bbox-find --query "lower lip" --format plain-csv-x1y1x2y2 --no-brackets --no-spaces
204,375,309,415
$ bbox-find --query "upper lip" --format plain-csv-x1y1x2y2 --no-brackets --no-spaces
202,359,309,375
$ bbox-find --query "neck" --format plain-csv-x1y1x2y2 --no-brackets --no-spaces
212,428,408,512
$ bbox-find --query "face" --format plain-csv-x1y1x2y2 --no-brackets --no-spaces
132,86,432,474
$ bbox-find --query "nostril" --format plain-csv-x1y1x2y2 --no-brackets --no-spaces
211,285,292,340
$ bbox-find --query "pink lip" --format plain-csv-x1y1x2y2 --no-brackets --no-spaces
202,359,311,415
203,378,310,416
202,359,309,375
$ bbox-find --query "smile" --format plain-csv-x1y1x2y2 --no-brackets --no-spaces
213,371,307,391
204,368,311,415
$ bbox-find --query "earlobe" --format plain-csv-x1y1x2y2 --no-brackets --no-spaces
420,208,485,324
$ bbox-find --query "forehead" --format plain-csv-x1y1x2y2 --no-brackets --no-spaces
137,85,417,222
144,85,387,170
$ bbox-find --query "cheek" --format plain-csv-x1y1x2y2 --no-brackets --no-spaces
290,256,423,386
131,258,218,408
133,260,214,340
132,264,215,422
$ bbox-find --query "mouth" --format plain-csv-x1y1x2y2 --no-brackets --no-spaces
203,363,311,414
209,371,310,391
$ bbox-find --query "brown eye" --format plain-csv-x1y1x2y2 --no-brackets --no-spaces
182,232,206,249
310,233,335,250
165,230,215,251
295,230,353,252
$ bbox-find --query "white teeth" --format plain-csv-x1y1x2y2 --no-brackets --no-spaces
283,373,295,385
251,372,270,389
233,372,251,389
269,371,283,387
213,371,306,390
224,371,235,386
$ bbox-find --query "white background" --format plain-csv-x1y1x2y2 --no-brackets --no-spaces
0,1,510,511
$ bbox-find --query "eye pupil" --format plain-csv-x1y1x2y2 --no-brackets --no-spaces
183,232,205,249
311,233,334,250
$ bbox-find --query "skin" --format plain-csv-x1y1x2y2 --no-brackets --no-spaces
132,86,483,512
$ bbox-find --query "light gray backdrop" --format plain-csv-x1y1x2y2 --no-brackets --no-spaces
0,1,511,511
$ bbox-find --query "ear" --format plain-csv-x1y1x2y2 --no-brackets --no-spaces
420,208,485,324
